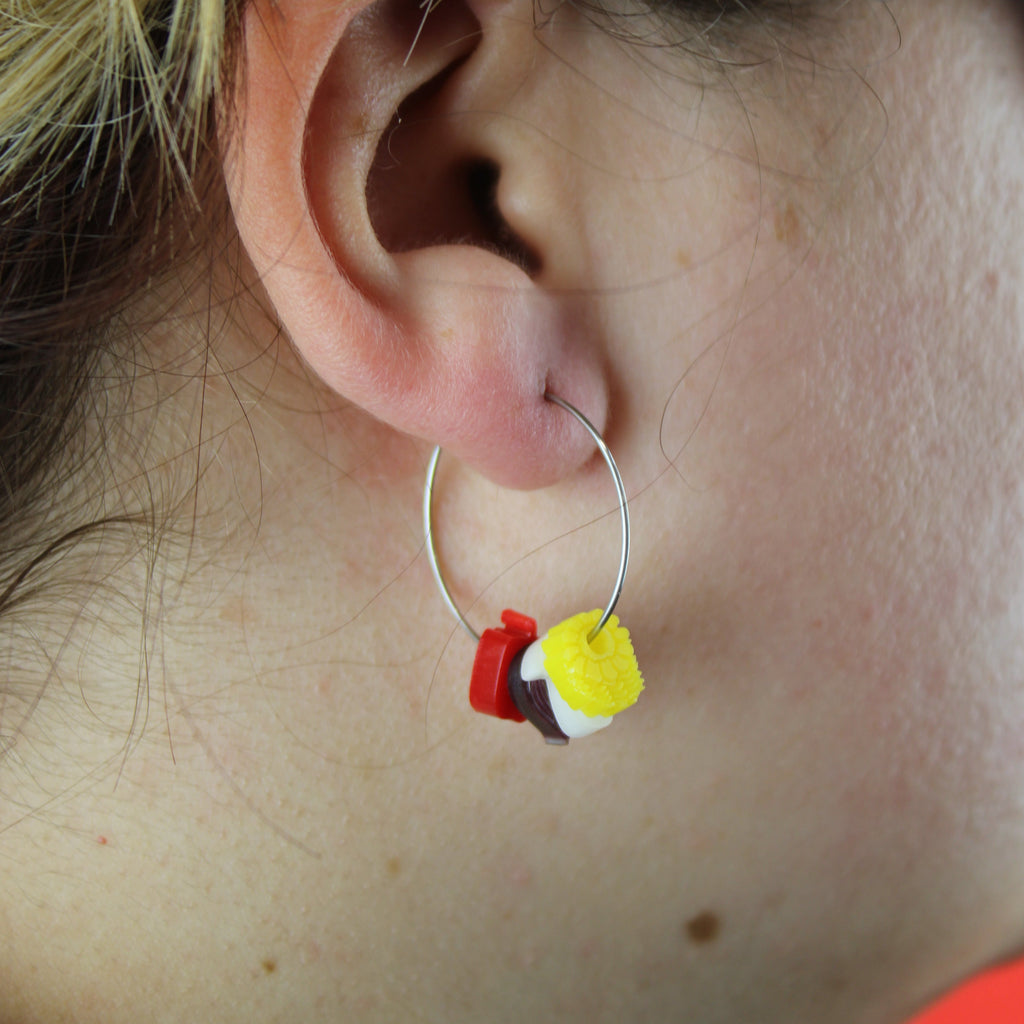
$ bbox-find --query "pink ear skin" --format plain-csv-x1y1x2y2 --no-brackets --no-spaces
223,0,608,490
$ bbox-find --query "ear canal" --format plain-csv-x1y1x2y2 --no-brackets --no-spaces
366,75,541,274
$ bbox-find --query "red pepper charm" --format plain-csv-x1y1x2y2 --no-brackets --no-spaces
468,609,537,721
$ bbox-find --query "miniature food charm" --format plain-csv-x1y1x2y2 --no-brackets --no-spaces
425,395,641,745
512,609,644,743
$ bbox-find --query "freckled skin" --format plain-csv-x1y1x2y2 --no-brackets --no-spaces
2,3,1024,1024
772,202,802,247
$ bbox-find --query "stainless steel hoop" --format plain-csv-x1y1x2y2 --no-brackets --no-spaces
423,393,630,645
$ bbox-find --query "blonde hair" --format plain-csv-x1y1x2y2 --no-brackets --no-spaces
0,0,241,614
0,0,228,197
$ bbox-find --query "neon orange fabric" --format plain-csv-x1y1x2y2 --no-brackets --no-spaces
907,959,1024,1023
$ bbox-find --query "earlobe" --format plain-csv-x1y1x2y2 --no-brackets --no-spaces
223,0,608,489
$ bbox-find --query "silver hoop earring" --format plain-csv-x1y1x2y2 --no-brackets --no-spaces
423,393,643,744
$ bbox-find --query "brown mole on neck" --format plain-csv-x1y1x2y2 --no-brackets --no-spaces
686,911,721,945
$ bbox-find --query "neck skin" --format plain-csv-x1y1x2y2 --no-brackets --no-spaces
0,255,1005,1024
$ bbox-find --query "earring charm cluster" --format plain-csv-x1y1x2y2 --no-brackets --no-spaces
424,395,643,744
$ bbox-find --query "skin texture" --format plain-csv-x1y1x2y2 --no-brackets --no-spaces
2,1,1024,1022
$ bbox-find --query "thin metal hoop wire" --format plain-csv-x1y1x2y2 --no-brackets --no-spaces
423,393,630,645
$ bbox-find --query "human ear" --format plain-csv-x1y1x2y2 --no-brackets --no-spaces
224,0,609,488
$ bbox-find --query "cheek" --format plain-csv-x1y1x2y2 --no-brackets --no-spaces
614,115,1024,929
620,259,1024,985
608,39,1024,809
666,236,1024,740
509,2,1024,996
